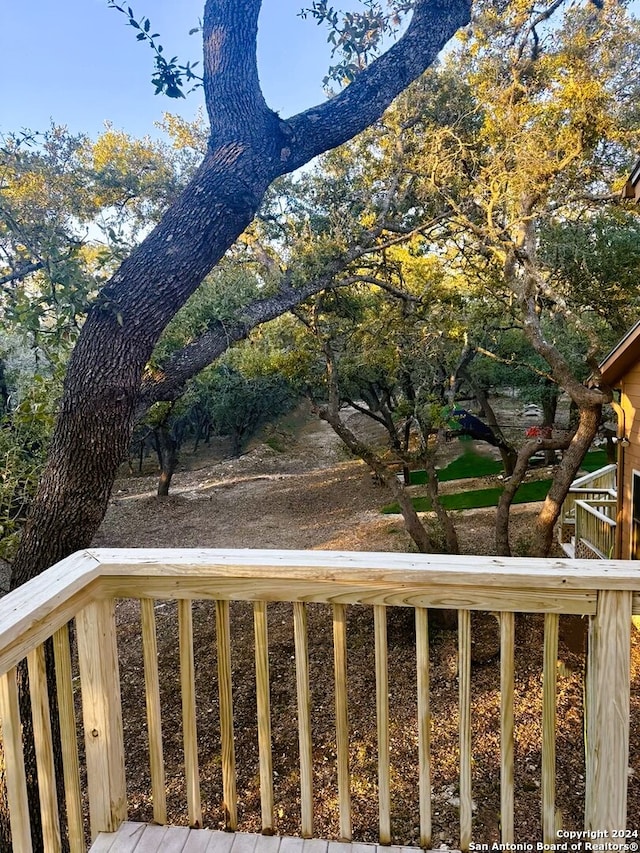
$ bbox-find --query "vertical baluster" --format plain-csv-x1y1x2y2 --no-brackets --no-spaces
415,607,431,849
27,644,62,851
458,609,472,852
584,590,632,831
254,601,274,832
216,599,238,829
140,598,167,825
332,603,351,841
374,605,391,844
500,612,515,844
0,667,33,852
53,624,84,853
542,613,559,844
293,602,314,838
76,599,126,839
178,599,202,828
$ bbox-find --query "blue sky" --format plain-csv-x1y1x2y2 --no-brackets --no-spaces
2,2,639,143
0,1,344,140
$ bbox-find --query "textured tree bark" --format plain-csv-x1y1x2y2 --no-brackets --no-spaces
154,425,179,497
495,434,572,557
1,4,466,847
530,404,602,557
423,453,459,553
491,218,612,557
10,0,471,591
318,404,437,554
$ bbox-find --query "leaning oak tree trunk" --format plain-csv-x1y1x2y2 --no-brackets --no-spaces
318,404,437,554
5,5,471,848
10,0,471,591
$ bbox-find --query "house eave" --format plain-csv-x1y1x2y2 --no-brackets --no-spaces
598,319,640,387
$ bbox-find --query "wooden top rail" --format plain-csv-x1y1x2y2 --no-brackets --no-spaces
89,546,640,588
568,488,617,498
2,547,640,676
570,464,617,489
0,551,102,677
575,500,617,524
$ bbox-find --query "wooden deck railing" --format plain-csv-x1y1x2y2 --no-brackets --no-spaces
574,499,618,559
559,464,618,555
0,548,638,852
561,464,617,519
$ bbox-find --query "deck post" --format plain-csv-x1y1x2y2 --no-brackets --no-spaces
76,598,127,839
584,589,632,832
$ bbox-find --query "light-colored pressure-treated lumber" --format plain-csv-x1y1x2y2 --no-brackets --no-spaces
458,609,472,853
542,613,559,844
27,643,62,852
500,612,515,844
584,589,632,832
374,605,391,845
253,600,274,832
76,598,126,839
0,551,100,677
179,599,202,828
216,599,238,830
0,667,33,852
90,825,432,853
100,576,596,616
53,623,84,853
293,602,314,837
415,607,431,849
90,546,640,590
332,603,352,841
140,597,167,825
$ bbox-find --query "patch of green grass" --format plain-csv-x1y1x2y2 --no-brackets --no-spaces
439,451,504,481
407,447,503,485
383,446,612,513
406,447,610,486
381,478,552,514
580,449,609,472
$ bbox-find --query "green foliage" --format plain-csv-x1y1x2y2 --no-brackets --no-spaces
152,266,267,366
0,378,56,560
299,1,411,87
107,3,202,98
192,365,298,456
541,211,640,341
1,124,194,356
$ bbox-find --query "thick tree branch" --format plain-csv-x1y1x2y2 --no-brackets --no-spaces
138,271,359,412
495,433,573,556
282,0,472,172
202,0,270,140
0,261,44,286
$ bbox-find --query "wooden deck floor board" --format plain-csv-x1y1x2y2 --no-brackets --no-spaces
91,824,442,853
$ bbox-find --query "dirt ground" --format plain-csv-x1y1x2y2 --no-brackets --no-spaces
94,406,541,556
92,405,640,847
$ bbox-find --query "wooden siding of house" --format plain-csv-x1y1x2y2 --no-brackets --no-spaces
619,366,640,559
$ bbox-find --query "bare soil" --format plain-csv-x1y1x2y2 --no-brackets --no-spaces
92,405,640,847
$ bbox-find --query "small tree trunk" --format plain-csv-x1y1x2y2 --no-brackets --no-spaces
424,453,459,553
542,383,559,464
318,407,435,553
496,434,572,556
466,377,518,476
402,421,412,485
530,404,601,557
154,425,178,497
